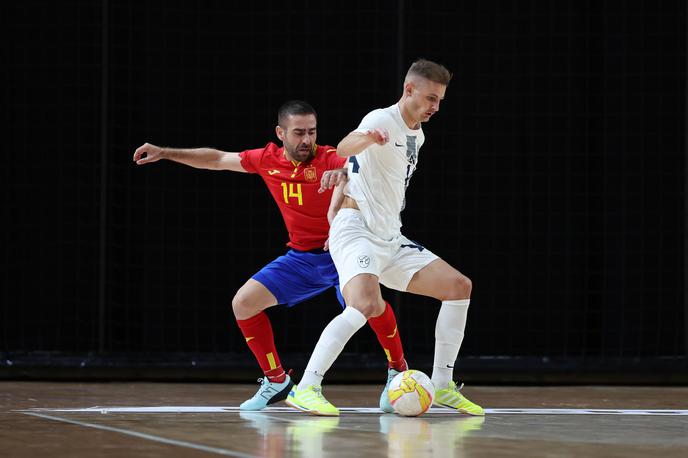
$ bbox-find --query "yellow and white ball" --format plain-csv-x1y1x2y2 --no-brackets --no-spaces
387,369,435,416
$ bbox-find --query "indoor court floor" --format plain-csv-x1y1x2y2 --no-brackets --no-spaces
1,381,687,457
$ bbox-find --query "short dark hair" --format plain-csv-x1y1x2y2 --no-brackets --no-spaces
406,59,452,86
278,100,317,127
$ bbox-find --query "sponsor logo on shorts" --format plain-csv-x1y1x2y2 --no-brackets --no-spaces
357,255,370,268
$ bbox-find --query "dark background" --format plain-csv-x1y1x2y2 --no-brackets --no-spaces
3,0,687,383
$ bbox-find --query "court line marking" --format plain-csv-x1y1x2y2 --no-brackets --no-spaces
20,406,688,416
22,412,256,458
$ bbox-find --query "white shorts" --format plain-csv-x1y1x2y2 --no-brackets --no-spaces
329,208,439,292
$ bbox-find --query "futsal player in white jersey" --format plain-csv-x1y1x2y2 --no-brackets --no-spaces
286,59,484,416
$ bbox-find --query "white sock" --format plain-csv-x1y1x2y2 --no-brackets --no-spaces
297,307,367,390
431,299,470,389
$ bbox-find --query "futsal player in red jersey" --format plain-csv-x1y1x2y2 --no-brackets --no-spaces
133,100,408,412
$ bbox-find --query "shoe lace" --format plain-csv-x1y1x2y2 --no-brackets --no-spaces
451,381,465,392
310,386,328,402
248,378,270,399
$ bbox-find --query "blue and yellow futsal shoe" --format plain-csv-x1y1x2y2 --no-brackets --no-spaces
380,368,401,413
240,374,294,411
286,385,339,416
433,381,485,416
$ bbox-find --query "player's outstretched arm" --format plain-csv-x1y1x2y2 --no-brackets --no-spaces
336,128,389,158
133,143,246,172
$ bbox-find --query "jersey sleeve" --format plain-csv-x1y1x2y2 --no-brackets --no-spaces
353,108,392,135
238,148,264,174
325,147,347,169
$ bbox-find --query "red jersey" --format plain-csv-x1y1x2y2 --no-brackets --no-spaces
239,142,346,251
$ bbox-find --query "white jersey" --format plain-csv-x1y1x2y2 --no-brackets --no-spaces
345,103,425,240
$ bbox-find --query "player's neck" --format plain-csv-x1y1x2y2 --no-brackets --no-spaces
284,150,298,164
398,99,421,130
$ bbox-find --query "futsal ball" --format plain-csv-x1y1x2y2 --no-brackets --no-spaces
387,369,435,416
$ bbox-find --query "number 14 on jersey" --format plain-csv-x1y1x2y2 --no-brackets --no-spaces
281,182,303,205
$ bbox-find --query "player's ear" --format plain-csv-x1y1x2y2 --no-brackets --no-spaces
404,81,414,97
275,125,285,141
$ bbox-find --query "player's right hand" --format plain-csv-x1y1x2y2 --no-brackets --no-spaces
133,143,164,165
367,128,390,145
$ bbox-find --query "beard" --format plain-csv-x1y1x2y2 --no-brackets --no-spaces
286,144,314,162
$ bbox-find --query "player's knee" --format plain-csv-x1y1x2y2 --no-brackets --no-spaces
442,274,472,301
352,299,385,318
231,291,255,317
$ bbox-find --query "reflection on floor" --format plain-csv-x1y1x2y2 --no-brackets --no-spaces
4,382,688,457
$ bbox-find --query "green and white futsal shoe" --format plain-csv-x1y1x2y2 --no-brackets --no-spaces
286,385,339,416
433,381,485,416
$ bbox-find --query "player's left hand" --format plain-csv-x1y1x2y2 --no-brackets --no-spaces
318,168,347,193
324,238,330,251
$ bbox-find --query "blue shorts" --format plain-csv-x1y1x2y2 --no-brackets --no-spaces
252,249,345,308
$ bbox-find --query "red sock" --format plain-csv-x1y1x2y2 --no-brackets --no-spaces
368,301,408,371
236,311,286,383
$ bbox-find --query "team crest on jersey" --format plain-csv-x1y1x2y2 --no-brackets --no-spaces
304,166,318,183
357,255,371,268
